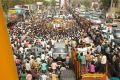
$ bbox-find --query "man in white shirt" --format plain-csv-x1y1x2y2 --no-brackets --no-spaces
41,53,45,62
41,73,48,80
48,50,52,57
25,61,31,71
101,54,107,73
19,47,23,54
82,47,88,55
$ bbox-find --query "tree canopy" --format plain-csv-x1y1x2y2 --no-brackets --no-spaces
100,0,111,12
1,0,57,12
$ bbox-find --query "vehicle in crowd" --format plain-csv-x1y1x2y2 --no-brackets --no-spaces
60,69,76,80
112,20,118,27
114,16,120,22
105,17,118,27
90,16,102,24
112,28,120,46
53,42,67,59
79,13,85,17
60,15,66,19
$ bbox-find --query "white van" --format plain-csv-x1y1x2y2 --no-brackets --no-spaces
52,42,67,59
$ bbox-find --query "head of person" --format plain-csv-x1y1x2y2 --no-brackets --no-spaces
87,52,89,55
91,61,94,65
43,60,46,63
26,70,31,74
22,69,26,74
80,53,83,56
59,54,61,57
27,60,29,63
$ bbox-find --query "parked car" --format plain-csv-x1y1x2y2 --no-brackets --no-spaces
112,28,120,46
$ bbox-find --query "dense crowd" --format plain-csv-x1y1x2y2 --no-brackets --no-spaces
8,10,120,80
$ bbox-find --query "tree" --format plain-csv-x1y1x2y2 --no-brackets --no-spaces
71,0,81,7
113,0,119,7
81,0,91,9
100,0,111,12
1,0,9,13
51,0,56,7
43,0,50,7
93,3,98,11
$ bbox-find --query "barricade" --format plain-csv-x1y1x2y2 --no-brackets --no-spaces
71,47,108,80
72,48,81,80
81,74,107,80
77,61,80,79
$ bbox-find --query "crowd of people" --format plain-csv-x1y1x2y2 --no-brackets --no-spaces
8,12,75,80
7,9,120,80
72,12,120,79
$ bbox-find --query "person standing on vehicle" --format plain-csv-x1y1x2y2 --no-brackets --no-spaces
80,53,87,74
100,54,107,73
25,60,31,71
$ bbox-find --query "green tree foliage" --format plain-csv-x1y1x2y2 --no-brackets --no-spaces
51,0,56,7
71,0,81,7
71,0,91,8
100,0,111,11
43,0,50,7
1,0,57,12
81,0,91,9
2,0,25,13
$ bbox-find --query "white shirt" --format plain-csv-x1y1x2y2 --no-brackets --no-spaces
25,63,31,71
41,41,45,47
48,51,52,57
82,47,88,55
29,55,34,60
51,39,55,45
41,74,48,80
77,48,82,53
45,55,49,62
84,37,90,43
41,54,45,60
77,47,87,55
101,55,107,64
19,47,23,53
